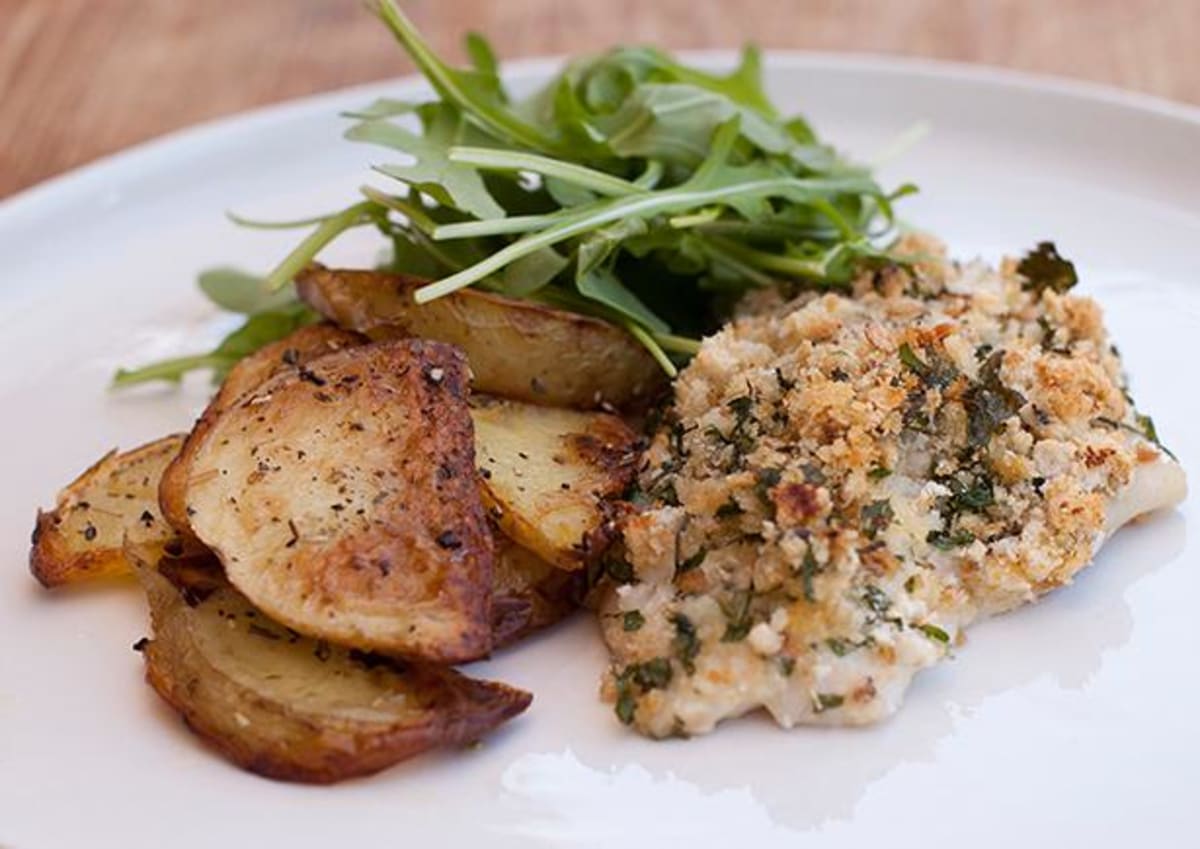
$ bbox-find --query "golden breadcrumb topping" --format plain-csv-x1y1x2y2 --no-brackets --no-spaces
598,234,1183,738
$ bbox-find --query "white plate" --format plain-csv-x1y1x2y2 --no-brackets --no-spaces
2,53,1197,849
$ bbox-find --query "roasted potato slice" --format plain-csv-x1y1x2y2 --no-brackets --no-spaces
296,265,664,409
180,339,494,663
491,534,582,648
159,323,363,538
472,397,640,571
129,541,531,784
30,434,186,587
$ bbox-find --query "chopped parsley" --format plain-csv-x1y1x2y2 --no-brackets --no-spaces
861,584,891,616
715,497,745,519
826,637,852,657
815,693,844,712
927,528,976,550
671,614,701,673
918,623,950,644
603,554,635,584
1136,412,1177,460
940,471,994,518
616,690,637,725
964,350,1025,448
899,342,957,389
622,610,646,632
1017,241,1077,294
754,467,783,506
801,546,820,603
860,499,894,540
720,589,753,642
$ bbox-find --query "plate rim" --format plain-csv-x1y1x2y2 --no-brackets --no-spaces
3,49,1198,221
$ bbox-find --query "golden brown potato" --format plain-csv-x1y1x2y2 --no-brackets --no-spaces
129,540,531,784
471,397,640,571
30,434,186,588
179,339,495,663
296,265,664,409
491,534,582,648
159,323,363,539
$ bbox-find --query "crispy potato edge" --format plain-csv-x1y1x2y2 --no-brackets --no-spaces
30,435,186,588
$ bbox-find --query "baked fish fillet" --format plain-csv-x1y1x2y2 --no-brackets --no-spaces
599,236,1186,737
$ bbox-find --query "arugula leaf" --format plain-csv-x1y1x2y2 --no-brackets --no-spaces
339,97,419,120
500,248,568,296
113,302,318,387
371,0,562,152
189,2,918,382
197,268,297,314
464,32,500,79
577,267,669,333
348,106,505,220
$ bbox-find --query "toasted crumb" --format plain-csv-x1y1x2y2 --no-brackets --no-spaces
600,235,1185,738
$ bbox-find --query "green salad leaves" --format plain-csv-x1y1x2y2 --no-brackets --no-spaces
117,0,913,386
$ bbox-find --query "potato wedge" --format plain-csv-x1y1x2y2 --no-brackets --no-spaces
491,534,582,648
129,541,531,784
296,265,664,409
180,339,494,663
30,434,186,587
159,323,363,539
472,397,640,571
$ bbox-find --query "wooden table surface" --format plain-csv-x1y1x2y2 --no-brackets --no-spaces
2,0,1197,198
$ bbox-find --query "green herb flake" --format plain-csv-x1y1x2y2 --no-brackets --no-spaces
918,623,951,644
861,584,891,616
898,342,928,375
622,610,646,632
715,497,745,519
615,689,637,725
720,589,753,643
615,655,675,723
815,693,844,712
860,499,894,540
867,466,892,481
627,657,673,690
927,529,976,550
800,463,827,485
963,350,1025,448
726,395,754,418
754,467,783,505
1017,241,1078,294
1136,412,1178,460
950,477,994,512
899,342,957,390
670,615,701,673
604,555,636,584
801,546,820,603
826,637,852,657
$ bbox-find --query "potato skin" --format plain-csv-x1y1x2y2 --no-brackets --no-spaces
159,324,363,540
181,339,495,663
131,543,531,784
296,265,665,409
490,534,582,648
30,434,185,587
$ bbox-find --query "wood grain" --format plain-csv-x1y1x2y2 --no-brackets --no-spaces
1,0,1196,198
